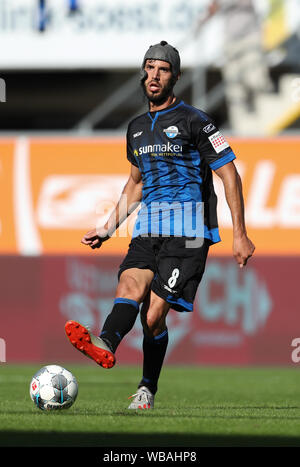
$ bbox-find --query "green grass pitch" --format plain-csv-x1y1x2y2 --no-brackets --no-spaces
1,364,300,447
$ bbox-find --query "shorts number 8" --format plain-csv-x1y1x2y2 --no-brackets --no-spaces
168,268,180,288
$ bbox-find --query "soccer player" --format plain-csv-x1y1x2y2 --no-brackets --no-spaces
65,41,255,409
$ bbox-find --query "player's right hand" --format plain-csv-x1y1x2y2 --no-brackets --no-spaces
81,228,109,249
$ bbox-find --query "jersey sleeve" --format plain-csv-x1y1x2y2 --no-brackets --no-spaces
126,126,138,167
191,113,236,171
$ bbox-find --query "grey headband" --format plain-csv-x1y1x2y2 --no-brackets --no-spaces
140,40,181,81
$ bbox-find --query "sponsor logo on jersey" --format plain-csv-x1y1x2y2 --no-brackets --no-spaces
133,131,143,138
203,123,216,133
208,131,230,154
163,125,180,138
136,142,182,156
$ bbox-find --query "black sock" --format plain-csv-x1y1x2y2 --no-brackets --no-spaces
139,328,169,395
100,298,140,353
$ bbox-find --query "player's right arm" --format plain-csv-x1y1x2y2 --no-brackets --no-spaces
81,163,143,249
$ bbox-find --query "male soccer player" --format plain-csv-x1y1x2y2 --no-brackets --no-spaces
65,41,255,409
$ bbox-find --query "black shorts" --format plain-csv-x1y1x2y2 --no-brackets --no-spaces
118,235,210,312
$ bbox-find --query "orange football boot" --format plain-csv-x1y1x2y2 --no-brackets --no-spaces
64,320,115,369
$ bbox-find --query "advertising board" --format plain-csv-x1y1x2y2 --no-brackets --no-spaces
0,254,297,366
0,136,299,256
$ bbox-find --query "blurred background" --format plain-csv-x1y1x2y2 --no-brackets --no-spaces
0,0,299,367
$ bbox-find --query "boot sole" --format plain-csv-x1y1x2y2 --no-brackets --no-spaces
64,320,115,369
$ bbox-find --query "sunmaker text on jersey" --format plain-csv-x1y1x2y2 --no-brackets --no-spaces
134,142,183,157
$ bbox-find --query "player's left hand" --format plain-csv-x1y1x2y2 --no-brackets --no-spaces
233,234,255,268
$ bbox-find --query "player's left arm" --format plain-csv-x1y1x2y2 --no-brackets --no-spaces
214,161,255,268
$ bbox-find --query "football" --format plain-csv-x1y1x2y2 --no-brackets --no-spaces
29,365,78,411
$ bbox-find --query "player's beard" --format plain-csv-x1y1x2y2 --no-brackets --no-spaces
141,76,176,106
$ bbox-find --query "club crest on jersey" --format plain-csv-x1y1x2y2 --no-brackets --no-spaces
163,126,180,139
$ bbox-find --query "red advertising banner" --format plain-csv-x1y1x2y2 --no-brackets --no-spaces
0,255,298,366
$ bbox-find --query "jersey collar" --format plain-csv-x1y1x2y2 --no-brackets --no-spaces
148,98,183,130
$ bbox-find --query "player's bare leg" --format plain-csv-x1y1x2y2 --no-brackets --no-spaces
116,268,154,302
140,291,170,338
98,268,154,352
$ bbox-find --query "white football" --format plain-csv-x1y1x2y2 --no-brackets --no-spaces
30,365,78,411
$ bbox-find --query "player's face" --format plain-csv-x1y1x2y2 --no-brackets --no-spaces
143,59,175,104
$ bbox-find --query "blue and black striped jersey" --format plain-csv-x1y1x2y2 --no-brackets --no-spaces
126,98,236,243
